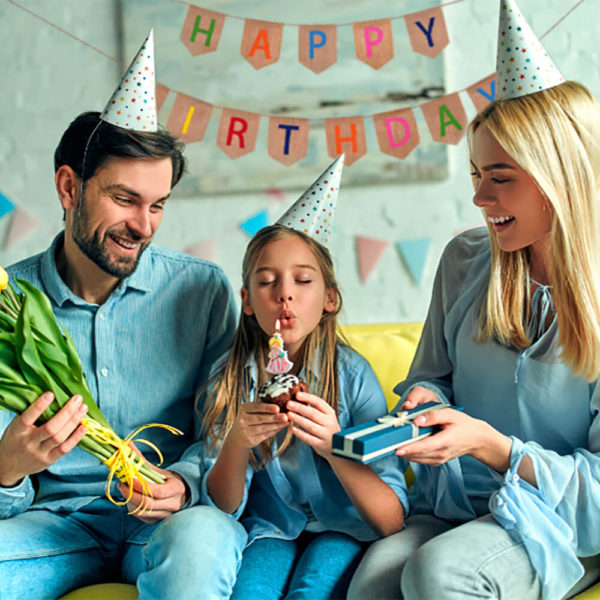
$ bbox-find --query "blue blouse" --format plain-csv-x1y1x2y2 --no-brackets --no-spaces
0,233,236,517
201,344,409,545
393,227,600,600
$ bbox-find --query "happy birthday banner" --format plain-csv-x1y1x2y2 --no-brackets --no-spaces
160,72,497,166
179,2,455,71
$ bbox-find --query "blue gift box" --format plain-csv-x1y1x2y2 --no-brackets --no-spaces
332,402,460,464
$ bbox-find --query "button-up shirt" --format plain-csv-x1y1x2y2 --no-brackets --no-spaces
0,233,236,517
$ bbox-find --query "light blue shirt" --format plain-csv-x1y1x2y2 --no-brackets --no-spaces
201,344,409,544
394,227,600,600
0,233,236,517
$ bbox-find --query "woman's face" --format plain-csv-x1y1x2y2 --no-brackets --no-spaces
470,124,553,273
241,235,337,362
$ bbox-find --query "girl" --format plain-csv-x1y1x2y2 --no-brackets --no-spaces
349,3,600,599
200,222,407,599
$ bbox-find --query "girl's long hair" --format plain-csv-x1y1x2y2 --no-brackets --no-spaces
470,81,600,380
201,225,343,466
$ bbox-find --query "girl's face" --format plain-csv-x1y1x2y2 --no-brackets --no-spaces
242,235,337,362
470,124,553,278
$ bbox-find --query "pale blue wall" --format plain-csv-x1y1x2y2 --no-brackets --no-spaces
1,0,598,324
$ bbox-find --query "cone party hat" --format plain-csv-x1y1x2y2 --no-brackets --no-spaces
276,154,344,247
101,30,157,131
496,0,564,100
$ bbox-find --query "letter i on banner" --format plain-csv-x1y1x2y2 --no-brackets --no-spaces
353,19,393,69
404,7,449,58
268,117,309,165
324,117,367,166
180,6,226,56
166,93,213,143
217,108,261,159
298,25,338,73
466,73,497,113
421,93,468,145
372,108,419,159
241,19,283,69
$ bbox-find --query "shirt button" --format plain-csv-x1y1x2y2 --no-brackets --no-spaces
100,368,109,377
274,530,282,536
98,313,106,320
512,473,520,482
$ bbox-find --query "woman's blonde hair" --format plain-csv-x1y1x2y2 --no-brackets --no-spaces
201,224,344,465
469,81,600,380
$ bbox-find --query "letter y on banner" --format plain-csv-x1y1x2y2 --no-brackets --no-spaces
404,7,449,58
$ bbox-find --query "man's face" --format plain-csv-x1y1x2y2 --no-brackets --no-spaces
71,156,172,278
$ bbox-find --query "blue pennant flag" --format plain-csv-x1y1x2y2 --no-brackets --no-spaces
240,210,268,237
396,238,431,285
0,190,15,220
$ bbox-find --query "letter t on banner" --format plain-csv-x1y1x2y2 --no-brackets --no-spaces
241,19,283,69
268,117,309,165
353,19,394,69
404,7,449,58
180,6,226,56
298,25,338,74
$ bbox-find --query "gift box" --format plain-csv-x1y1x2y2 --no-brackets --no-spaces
332,401,460,464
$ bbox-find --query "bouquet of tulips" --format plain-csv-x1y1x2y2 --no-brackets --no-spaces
0,266,180,513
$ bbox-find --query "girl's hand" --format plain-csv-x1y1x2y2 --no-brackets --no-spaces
227,402,288,450
287,392,340,459
401,385,441,410
395,407,511,472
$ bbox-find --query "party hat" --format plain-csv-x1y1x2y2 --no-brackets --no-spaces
276,154,344,247
496,0,564,100
101,30,157,131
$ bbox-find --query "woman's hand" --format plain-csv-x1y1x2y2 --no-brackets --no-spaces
227,402,288,450
401,385,441,410
287,392,340,459
396,406,512,473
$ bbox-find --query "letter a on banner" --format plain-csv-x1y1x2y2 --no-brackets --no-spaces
421,93,468,145
353,19,394,69
180,6,226,56
466,73,497,113
217,108,261,159
324,117,367,166
404,7,449,58
241,19,283,69
166,93,213,143
372,108,420,159
298,25,338,74
268,117,309,165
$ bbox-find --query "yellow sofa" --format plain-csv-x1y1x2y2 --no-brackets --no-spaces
59,322,598,599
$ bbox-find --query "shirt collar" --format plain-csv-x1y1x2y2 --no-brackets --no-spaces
40,231,153,308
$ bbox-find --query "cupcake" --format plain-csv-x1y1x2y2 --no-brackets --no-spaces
258,373,307,412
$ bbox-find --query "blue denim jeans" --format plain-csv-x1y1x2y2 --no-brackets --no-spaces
348,513,600,599
231,531,366,600
0,498,247,600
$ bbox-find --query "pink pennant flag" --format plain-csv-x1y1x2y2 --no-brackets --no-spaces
353,19,394,69
298,25,338,74
184,239,218,263
466,73,497,114
4,207,42,249
180,6,226,56
373,107,420,159
356,236,389,283
156,83,170,112
404,7,449,58
324,117,367,166
217,109,261,159
166,93,213,143
421,93,468,145
268,116,309,165
241,19,283,70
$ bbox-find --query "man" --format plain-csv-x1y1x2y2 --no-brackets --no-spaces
0,31,246,600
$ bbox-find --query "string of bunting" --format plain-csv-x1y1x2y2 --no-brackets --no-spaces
176,0,461,70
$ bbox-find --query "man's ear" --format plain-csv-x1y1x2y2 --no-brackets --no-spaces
241,288,254,316
55,165,80,211
323,288,338,313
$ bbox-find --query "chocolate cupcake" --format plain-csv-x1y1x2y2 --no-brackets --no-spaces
258,374,307,412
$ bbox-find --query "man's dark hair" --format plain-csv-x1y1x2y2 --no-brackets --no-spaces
54,111,186,188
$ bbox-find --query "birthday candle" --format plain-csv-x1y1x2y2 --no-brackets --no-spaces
266,319,293,374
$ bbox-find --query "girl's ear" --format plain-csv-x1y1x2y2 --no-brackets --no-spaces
323,288,338,313
55,165,80,211
241,288,254,316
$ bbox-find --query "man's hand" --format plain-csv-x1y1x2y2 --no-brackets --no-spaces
118,464,188,524
0,392,88,487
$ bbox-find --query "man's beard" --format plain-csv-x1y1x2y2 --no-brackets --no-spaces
71,193,150,279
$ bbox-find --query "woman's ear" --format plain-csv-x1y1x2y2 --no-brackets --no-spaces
241,288,254,316
55,165,80,211
323,288,338,313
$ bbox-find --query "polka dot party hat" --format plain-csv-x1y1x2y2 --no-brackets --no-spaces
497,0,564,100
276,154,345,247
101,29,157,131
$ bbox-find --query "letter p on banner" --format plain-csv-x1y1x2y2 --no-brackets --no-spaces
353,18,394,69
180,6,226,56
